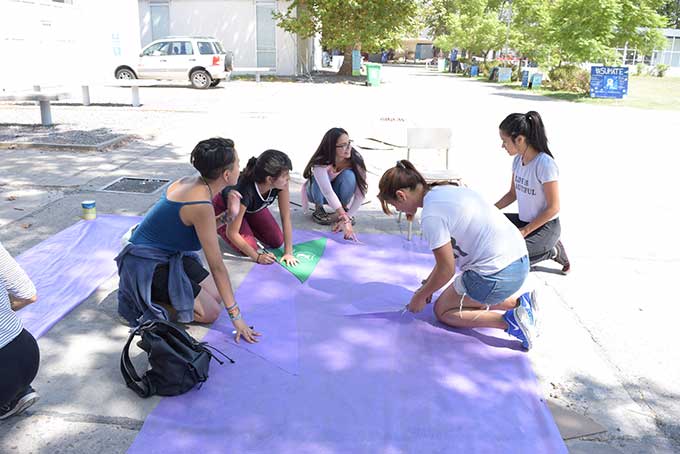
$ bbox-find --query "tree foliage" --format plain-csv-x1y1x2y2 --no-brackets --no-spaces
424,0,668,67
275,0,418,74
658,0,680,28
432,0,507,60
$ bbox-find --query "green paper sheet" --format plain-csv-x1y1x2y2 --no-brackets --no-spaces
269,238,327,283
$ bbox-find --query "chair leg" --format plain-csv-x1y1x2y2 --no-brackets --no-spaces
407,219,413,241
398,211,402,223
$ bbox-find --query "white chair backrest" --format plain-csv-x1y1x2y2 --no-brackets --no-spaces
407,128,451,150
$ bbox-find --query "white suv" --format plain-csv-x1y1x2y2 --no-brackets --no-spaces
114,37,231,89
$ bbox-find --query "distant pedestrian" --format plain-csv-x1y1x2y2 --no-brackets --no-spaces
0,241,40,419
495,111,571,273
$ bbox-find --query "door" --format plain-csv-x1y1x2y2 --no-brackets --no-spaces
256,3,276,69
166,40,195,79
138,41,171,79
150,4,169,41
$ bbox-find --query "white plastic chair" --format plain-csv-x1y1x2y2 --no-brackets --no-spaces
400,127,462,240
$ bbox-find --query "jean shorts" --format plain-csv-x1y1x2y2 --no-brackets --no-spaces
454,256,529,307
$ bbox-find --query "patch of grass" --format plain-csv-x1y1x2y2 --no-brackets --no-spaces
503,76,680,111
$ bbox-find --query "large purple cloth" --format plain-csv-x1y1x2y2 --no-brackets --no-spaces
16,215,141,338
129,230,566,453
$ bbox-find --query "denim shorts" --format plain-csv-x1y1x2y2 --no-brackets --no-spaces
455,256,529,306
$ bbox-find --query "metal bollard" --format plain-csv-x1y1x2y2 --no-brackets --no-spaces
39,100,53,126
131,86,140,107
81,86,91,106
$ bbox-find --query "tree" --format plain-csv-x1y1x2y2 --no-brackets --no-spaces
431,0,507,61
510,0,557,66
275,0,419,75
658,0,680,28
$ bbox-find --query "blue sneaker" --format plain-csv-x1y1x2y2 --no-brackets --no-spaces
517,290,539,330
503,306,536,350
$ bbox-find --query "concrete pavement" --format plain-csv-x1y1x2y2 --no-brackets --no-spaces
1,65,678,453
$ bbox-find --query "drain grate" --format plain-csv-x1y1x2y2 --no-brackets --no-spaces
100,177,169,194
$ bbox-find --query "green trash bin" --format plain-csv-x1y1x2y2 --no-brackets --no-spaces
365,63,382,86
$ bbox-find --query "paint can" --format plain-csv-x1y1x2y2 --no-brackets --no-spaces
81,200,96,220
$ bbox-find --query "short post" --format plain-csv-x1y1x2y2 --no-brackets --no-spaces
39,100,53,126
255,72,261,83
33,85,41,106
81,85,91,106
131,86,140,107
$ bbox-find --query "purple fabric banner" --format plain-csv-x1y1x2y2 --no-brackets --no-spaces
16,215,141,339
129,230,566,453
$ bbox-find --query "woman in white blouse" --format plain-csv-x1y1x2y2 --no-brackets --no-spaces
301,127,368,240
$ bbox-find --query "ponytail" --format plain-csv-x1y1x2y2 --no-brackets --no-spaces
239,150,292,185
239,156,258,184
377,160,427,215
499,111,553,158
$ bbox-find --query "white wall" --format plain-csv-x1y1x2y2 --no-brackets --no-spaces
0,0,140,88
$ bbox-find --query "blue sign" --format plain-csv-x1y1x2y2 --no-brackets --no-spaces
521,70,530,88
352,50,361,76
590,66,628,99
498,67,512,83
470,65,479,77
530,73,543,89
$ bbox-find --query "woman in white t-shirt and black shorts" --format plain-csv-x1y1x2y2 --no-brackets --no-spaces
495,111,570,274
378,160,539,350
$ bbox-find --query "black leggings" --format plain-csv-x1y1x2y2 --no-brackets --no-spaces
0,329,40,406
505,213,561,265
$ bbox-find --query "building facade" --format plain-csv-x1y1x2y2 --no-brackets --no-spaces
137,0,312,76
617,28,680,76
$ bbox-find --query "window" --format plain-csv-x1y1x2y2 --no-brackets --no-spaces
214,41,226,54
143,42,170,57
197,41,216,55
169,41,193,55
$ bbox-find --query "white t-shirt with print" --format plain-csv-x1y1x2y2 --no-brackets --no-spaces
421,186,527,275
512,153,559,223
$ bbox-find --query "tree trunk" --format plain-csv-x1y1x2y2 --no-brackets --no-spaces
338,44,361,76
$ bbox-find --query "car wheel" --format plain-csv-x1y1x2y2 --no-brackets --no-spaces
116,68,136,80
191,70,212,89
210,79,221,87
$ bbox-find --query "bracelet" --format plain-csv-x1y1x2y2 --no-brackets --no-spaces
227,306,241,320
255,253,262,264
225,302,238,311
231,312,243,321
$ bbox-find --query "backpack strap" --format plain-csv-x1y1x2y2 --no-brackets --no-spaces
120,324,152,398
157,319,235,365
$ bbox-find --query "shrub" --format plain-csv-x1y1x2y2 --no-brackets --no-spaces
548,65,590,94
656,64,670,78
635,63,646,76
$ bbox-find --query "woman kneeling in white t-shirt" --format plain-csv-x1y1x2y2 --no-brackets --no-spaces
495,111,570,274
378,160,539,350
